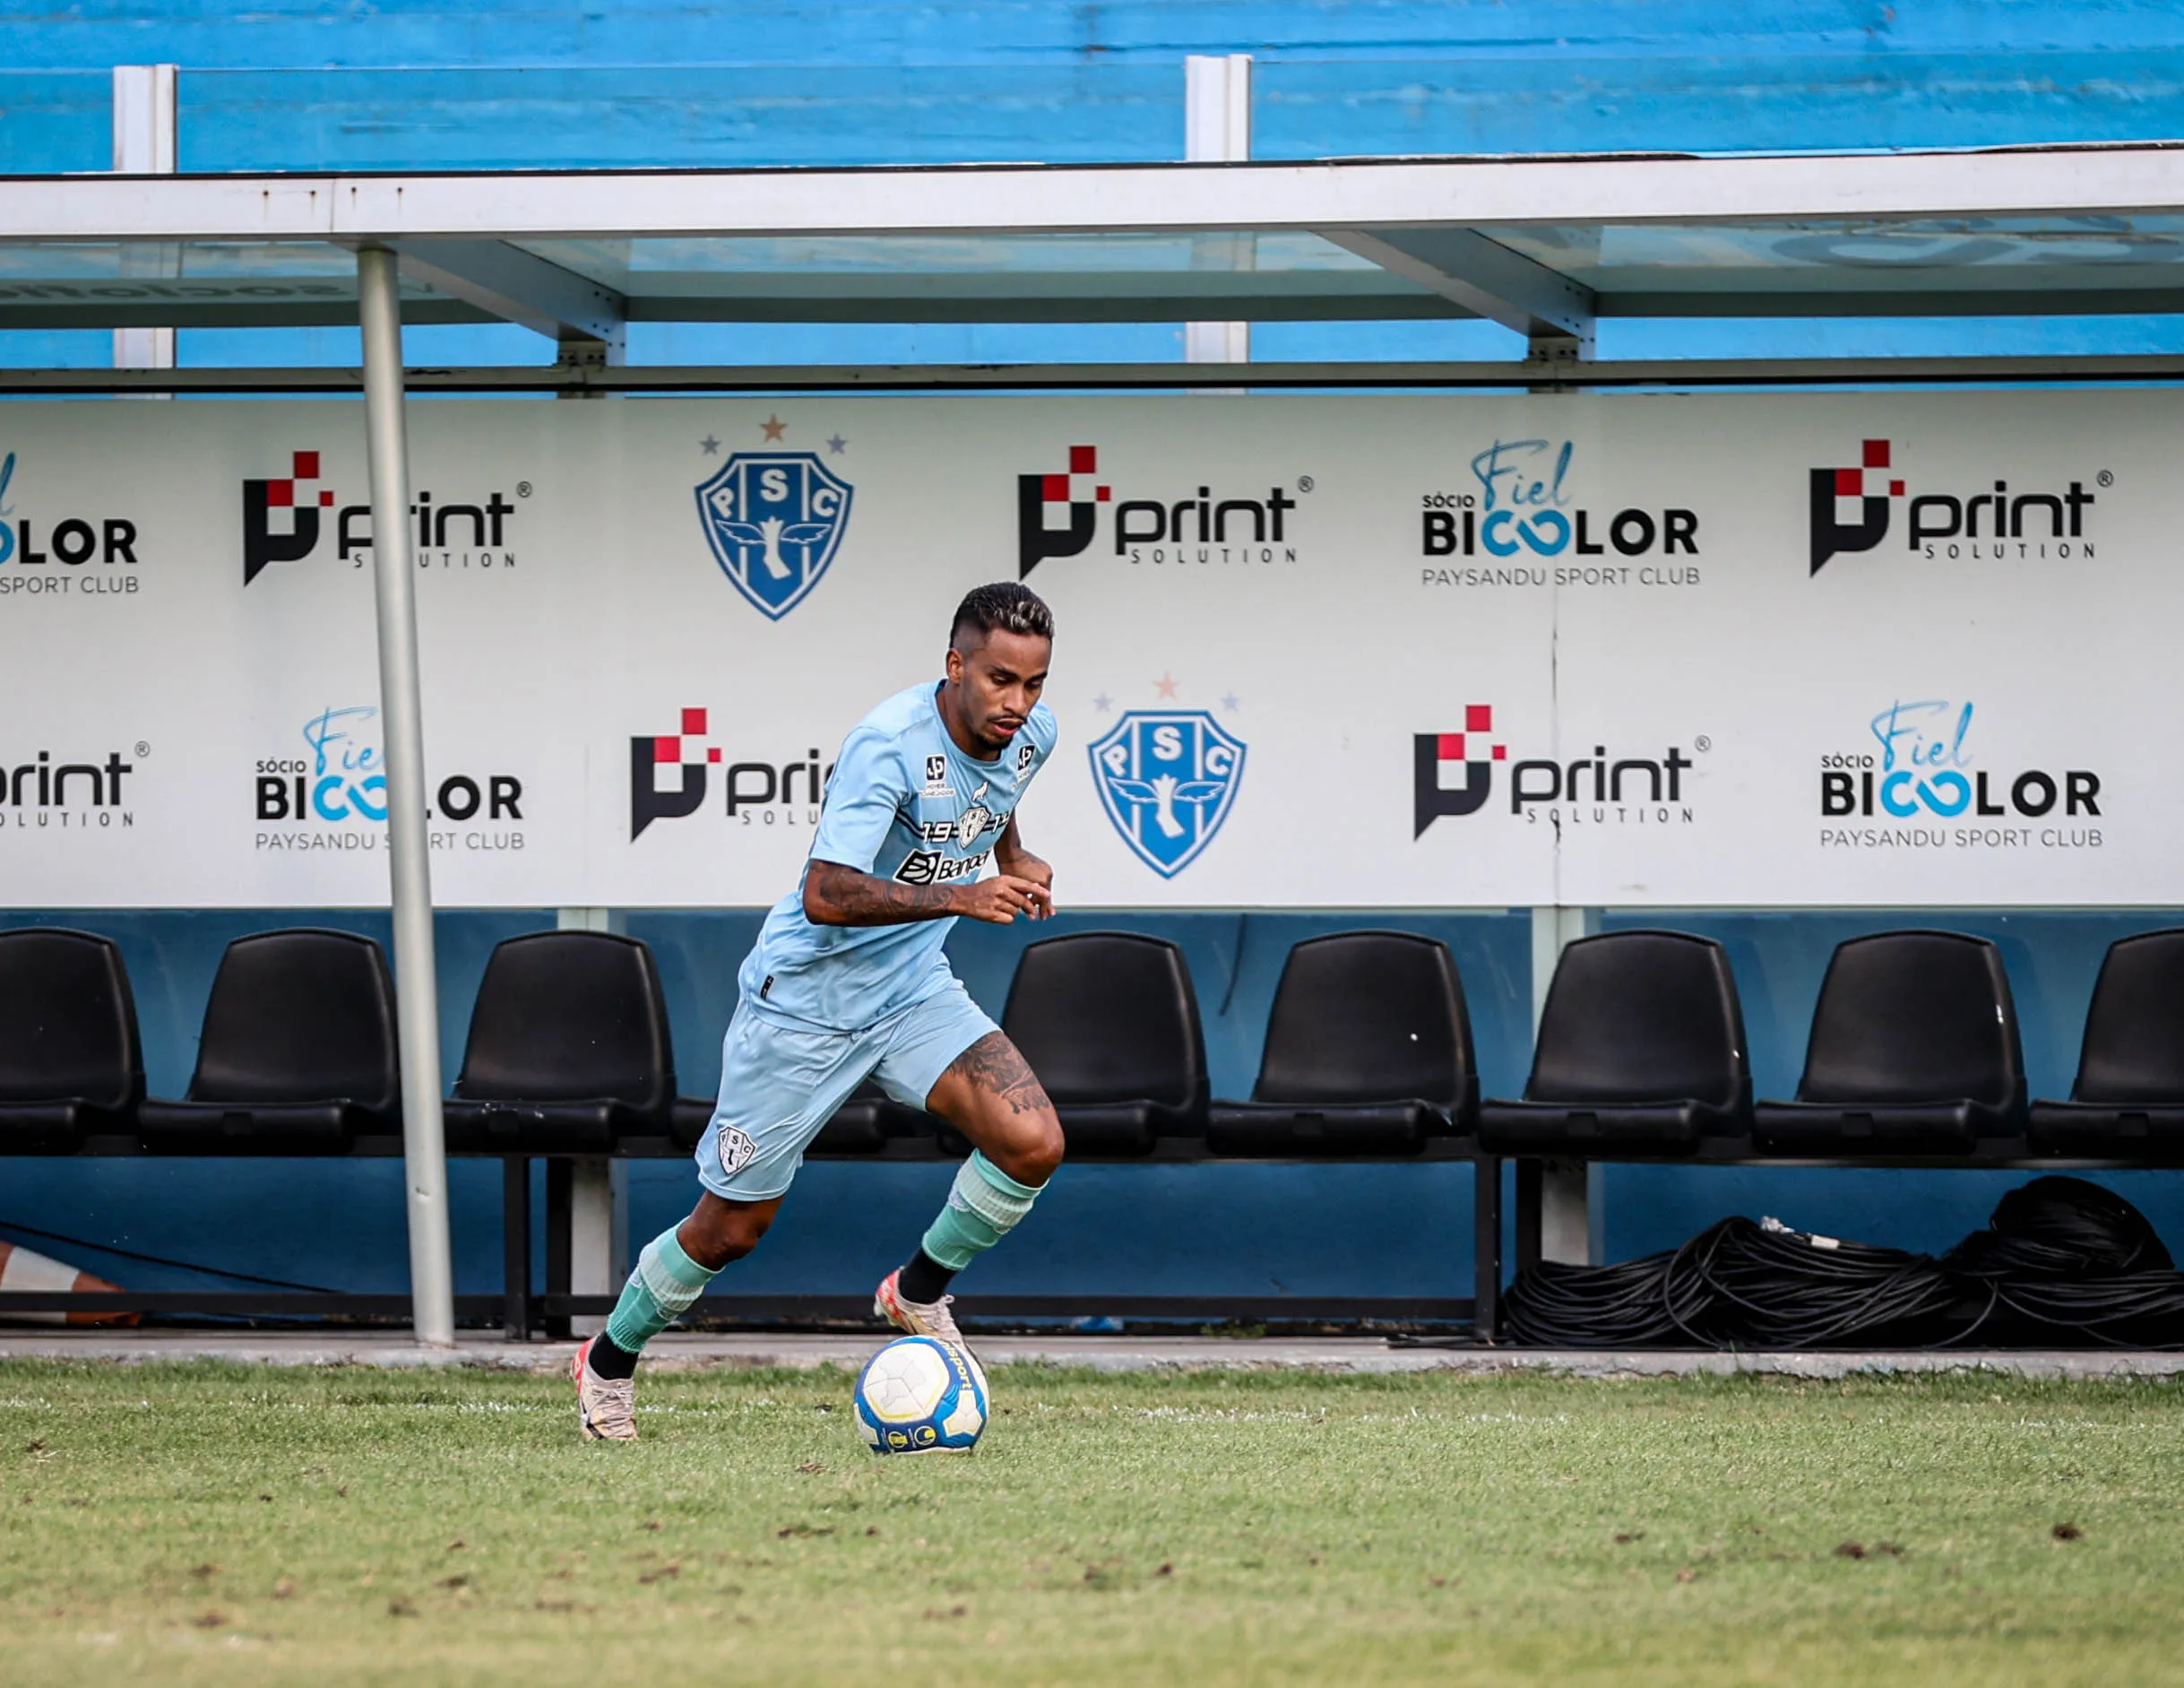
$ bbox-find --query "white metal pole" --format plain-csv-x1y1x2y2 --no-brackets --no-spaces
1184,54,1252,368
110,65,177,377
358,245,455,1348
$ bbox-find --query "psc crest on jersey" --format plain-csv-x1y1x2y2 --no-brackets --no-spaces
694,452,853,620
1088,711,1246,879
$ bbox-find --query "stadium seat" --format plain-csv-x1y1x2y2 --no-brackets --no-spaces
443,931,674,1153
138,929,399,1153
2030,930,2184,1160
0,928,143,1153
1205,931,1474,1155
1755,931,2026,1155
963,932,1208,1157
669,1079,930,1156
1478,931,1751,1156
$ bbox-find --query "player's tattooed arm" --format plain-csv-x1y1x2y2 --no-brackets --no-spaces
802,860,958,926
994,818,1054,919
803,859,1051,928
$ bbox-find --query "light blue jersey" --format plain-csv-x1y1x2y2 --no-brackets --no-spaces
737,682,1057,1032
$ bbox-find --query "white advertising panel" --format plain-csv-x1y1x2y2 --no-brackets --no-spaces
0,393,2166,909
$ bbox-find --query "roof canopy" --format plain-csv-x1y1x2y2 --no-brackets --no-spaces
5,143,2184,344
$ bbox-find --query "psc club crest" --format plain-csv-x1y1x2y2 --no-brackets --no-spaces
694,453,853,620
1088,711,1246,878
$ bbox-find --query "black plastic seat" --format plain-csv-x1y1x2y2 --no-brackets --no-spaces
982,932,1208,1157
1480,931,1751,1156
1755,931,2026,1156
444,932,674,1154
2030,930,2184,1160
0,928,142,1153
669,1079,929,1156
1206,932,1473,1156
138,929,399,1153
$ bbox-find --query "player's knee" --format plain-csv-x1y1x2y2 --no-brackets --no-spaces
680,1199,776,1268
996,1114,1065,1187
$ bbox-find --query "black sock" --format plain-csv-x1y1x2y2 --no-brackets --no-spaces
585,1330,639,1380
897,1249,956,1305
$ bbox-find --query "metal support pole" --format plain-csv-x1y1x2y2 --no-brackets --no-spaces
358,245,456,1349
1184,54,1252,368
557,905,626,1335
110,65,177,379
1529,905,1603,1266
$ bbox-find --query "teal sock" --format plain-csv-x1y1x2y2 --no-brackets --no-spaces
603,1227,721,1356
919,1152,1044,1273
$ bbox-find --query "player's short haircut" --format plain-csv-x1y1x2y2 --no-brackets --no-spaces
951,581,1054,648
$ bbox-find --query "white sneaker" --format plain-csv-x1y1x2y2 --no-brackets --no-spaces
874,1268,964,1346
572,1335,638,1441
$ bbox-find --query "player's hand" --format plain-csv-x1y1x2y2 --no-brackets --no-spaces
952,874,1054,925
996,848,1055,919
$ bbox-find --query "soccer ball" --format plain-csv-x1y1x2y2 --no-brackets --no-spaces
853,1336,988,1454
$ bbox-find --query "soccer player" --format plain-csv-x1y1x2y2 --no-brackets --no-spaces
573,582,1066,1440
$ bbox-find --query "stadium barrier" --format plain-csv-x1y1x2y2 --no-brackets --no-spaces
4,922,2183,1343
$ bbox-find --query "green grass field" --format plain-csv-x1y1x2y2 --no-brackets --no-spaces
4,1360,2183,1686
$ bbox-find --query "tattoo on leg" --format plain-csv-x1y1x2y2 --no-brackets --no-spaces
948,1032,1054,1117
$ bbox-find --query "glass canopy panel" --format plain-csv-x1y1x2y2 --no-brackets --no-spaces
0,241,475,328
515,232,1447,322
1494,217,2184,309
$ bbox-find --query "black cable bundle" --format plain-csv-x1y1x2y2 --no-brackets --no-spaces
1500,1176,2184,1349
1944,1175,2184,1348
1505,1217,1964,1348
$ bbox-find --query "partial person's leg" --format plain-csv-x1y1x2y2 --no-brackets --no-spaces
586,1193,781,1380
576,1000,877,1438
889,1027,1065,1318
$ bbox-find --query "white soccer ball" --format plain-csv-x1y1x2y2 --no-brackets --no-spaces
853,1336,989,1454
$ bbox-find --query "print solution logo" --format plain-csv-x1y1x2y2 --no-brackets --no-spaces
242,449,522,586
1808,437,2096,574
0,745,135,831
694,454,852,620
1019,445,1300,577
1088,712,1246,878
629,708,831,840
1412,705,1696,835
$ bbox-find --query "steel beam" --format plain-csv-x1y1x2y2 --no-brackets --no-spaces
6,353,2184,396
1323,226,1595,340
387,237,626,343
13,143,2184,245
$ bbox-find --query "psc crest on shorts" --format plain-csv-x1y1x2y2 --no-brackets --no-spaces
1088,710,1246,879
694,452,853,620
716,1123,759,1179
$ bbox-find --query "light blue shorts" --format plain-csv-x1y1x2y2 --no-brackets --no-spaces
695,980,997,1202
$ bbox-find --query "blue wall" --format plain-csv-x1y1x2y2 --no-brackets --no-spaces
6,2,2184,1304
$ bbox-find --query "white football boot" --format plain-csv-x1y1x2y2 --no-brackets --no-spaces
874,1268,965,1347
572,1335,639,1441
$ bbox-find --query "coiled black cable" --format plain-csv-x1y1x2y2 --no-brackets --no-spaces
1502,1176,2184,1349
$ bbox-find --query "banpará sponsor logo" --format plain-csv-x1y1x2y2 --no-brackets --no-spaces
694,452,852,621
1420,439,1700,589
0,451,143,601
1817,699,2102,851
1808,437,2098,574
0,745,135,830
242,449,525,586
254,705,524,853
1412,704,1699,834
1019,445,1303,576
629,707,834,840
